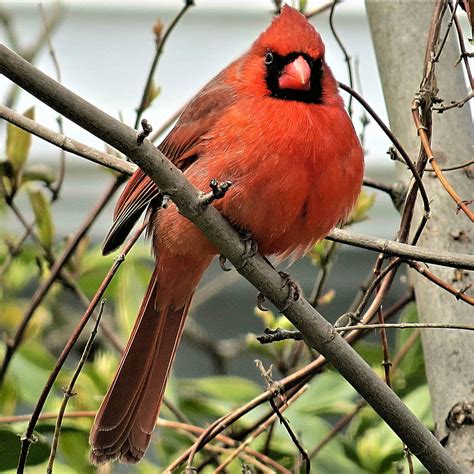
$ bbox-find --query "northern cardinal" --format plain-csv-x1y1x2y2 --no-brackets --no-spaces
90,5,363,464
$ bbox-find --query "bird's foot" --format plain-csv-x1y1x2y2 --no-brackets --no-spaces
199,179,233,208
236,231,258,270
256,292,268,311
278,271,301,312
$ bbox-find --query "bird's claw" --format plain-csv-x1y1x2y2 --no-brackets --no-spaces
278,271,301,312
257,292,268,311
237,232,258,270
200,179,233,208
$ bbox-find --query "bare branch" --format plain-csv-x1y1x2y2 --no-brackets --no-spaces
330,1,354,115
46,300,105,474
134,1,194,128
39,3,65,201
0,104,136,175
327,228,474,270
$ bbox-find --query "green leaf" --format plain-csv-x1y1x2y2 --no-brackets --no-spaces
0,426,50,470
6,106,35,177
346,190,376,225
351,385,431,473
308,239,333,266
27,185,55,251
183,376,261,403
21,165,56,186
10,342,56,404
296,371,357,416
58,427,95,473
117,263,149,337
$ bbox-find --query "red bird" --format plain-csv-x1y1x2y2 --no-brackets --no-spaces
90,5,363,464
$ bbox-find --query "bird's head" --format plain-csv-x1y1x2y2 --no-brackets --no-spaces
242,5,335,104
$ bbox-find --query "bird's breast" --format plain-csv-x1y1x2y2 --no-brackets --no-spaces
203,98,364,257
156,98,364,259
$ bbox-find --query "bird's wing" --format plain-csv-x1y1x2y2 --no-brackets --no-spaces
102,74,237,254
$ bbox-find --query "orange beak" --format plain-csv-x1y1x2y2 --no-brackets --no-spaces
278,56,311,91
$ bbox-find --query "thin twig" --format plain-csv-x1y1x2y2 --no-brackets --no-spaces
304,0,335,19
160,420,290,474
258,322,474,344
330,1,353,116
0,411,96,424
375,270,392,387
433,0,458,63
339,82,431,217
270,397,310,473
327,228,474,270
46,300,105,474
433,91,474,111
449,0,473,87
425,158,474,171
255,361,311,474
363,177,404,203
134,1,194,128
351,259,401,320
408,261,473,305
214,385,308,473
412,104,474,221
0,410,287,474
39,3,65,201
335,322,474,332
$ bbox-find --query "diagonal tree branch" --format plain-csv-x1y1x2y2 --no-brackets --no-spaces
0,104,135,175
0,45,461,473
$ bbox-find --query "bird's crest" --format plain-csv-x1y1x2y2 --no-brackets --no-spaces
256,5,325,59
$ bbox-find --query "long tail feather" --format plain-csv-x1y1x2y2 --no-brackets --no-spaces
90,253,210,464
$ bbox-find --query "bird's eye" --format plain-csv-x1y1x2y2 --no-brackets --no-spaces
264,51,274,65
